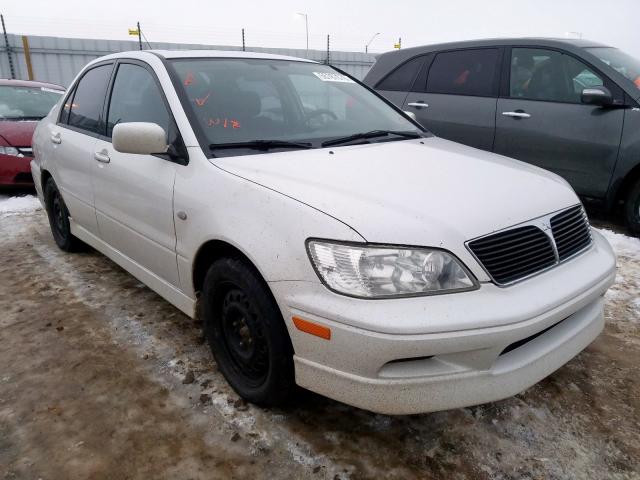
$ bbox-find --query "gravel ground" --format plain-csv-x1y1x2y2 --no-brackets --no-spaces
1,194,639,480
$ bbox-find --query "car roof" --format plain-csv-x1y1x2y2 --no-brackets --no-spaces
0,78,65,90
365,37,614,87
96,49,317,64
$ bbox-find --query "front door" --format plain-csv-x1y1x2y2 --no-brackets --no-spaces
92,61,184,287
494,47,624,198
402,48,501,151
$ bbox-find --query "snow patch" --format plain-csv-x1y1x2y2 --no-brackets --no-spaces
595,228,640,258
0,194,41,216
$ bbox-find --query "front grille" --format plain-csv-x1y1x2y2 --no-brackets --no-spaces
467,225,556,285
550,205,592,261
467,205,592,286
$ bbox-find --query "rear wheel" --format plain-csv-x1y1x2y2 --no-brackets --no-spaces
201,257,295,406
625,178,640,236
44,177,85,252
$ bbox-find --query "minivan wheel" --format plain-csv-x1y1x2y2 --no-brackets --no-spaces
201,257,295,406
44,177,85,252
625,178,640,236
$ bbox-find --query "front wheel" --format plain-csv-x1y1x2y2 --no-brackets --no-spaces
43,177,85,252
625,178,640,236
201,257,295,406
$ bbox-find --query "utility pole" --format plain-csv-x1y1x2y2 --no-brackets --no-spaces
137,21,142,50
1,14,15,79
326,34,330,65
242,28,245,51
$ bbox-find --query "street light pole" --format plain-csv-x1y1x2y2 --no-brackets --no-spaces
296,12,308,55
365,32,380,54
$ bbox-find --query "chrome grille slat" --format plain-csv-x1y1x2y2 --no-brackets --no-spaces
467,205,592,286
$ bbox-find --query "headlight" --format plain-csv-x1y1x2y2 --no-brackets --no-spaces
307,240,478,298
0,146,23,157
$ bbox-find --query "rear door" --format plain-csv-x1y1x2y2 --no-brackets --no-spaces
402,48,501,150
52,62,114,235
92,60,186,287
493,47,624,198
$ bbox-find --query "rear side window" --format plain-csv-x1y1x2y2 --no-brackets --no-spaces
426,49,499,97
376,56,425,91
106,63,172,138
67,64,113,134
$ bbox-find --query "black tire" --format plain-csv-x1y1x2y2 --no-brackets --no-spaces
625,178,640,236
43,177,85,252
201,257,295,406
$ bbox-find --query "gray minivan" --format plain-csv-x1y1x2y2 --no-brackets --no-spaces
364,38,640,234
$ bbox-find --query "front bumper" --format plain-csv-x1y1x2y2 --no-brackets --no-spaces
271,230,616,415
0,154,34,186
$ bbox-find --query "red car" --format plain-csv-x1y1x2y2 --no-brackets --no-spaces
0,79,65,187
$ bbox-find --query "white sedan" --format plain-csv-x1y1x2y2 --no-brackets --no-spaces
31,50,616,414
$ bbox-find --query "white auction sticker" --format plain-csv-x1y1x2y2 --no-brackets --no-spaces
312,72,355,83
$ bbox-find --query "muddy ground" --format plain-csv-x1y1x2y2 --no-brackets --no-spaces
1,203,639,480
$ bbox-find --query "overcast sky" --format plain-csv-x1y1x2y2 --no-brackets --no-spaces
2,0,640,57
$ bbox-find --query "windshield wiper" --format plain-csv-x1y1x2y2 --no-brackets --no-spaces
209,140,313,152
321,130,423,147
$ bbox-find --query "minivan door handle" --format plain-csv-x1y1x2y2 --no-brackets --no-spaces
50,132,61,144
94,150,111,163
502,111,531,119
407,102,429,109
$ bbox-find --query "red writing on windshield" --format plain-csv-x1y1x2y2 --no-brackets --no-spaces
208,118,241,129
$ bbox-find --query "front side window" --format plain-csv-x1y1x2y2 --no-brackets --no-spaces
67,64,113,134
510,48,603,103
0,85,64,120
586,46,640,89
426,49,499,97
106,63,172,138
169,59,422,155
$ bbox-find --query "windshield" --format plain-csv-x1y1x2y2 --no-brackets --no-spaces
169,58,424,155
0,85,64,120
586,47,640,89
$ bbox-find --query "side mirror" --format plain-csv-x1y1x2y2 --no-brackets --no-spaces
581,86,613,107
403,111,418,121
112,122,168,155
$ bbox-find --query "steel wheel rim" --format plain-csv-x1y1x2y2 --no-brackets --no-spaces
220,288,269,385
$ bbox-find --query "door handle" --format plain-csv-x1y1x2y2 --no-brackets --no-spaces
50,132,61,144
407,102,429,109
94,150,110,163
502,111,531,119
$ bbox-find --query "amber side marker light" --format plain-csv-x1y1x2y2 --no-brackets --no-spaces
292,316,331,340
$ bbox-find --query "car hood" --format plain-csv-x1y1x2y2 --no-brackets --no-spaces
0,120,38,147
211,137,579,247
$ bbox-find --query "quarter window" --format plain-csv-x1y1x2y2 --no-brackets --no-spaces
67,64,113,134
376,56,425,91
510,48,604,103
426,49,499,97
106,63,172,139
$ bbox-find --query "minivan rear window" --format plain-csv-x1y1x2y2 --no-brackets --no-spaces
426,49,499,97
376,56,425,92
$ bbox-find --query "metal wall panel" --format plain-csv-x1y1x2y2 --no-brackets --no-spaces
0,34,376,86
